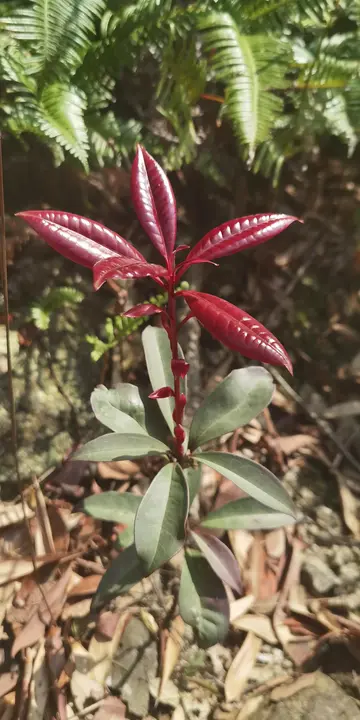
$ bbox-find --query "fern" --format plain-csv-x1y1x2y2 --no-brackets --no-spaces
30,286,85,330
4,0,105,75
200,12,288,162
39,84,89,169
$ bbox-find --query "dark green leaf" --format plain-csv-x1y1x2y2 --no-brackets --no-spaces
183,465,202,505
73,433,169,461
92,544,146,611
189,367,274,450
179,550,229,648
194,452,296,516
191,531,242,593
81,491,141,524
91,383,147,434
134,463,189,573
202,497,297,530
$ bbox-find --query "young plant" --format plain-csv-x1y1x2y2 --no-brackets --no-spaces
18,147,300,647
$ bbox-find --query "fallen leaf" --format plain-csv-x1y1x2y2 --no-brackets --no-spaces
232,614,277,644
270,672,317,701
28,639,49,720
89,612,130,686
0,502,34,529
93,697,127,720
47,504,70,553
224,633,261,702
0,674,18,699
62,598,92,620
265,529,286,559
277,435,318,455
236,696,264,720
67,575,101,598
97,460,139,479
172,706,186,720
0,554,61,586
159,616,184,699
0,583,16,627
149,677,180,708
228,530,253,573
33,479,55,555
230,595,256,623
70,670,103,712
337,473,360,538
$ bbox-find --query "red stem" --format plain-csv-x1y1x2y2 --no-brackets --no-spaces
167,266,186,461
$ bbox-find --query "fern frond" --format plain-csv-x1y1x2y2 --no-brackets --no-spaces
322,93,357,154
39,84,89,169
87,113,142,167
4,0,105,74
200,12,288,162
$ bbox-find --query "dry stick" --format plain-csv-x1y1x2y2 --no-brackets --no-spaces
0,135,54,624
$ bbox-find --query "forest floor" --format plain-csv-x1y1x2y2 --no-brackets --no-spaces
1,144,360,719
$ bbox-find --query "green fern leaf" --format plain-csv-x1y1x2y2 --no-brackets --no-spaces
39,84,89,168
200,12,287,161
4,0,105,74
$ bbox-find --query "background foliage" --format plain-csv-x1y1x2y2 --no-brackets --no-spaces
1,0,360,183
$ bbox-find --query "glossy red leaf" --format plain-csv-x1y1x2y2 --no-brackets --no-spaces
17,210,145,264
131,146,177,261
184,214,299,266
122,303,163,318
93,257,167,290
182,291,293,374
149,386,175,399
17,213,117,269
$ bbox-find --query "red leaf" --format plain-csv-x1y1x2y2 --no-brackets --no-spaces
17,214,117,269
182,291,293,374
149,386,175,399
184,214,299,266
171,359,189,378
191,530,242,594
17,210,145,265
93,257,168,290
131,146,177,261
122,303,163,318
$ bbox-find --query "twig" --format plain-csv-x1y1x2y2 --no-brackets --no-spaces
0,135,54,624
66,697,107,719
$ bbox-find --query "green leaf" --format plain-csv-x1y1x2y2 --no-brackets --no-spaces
141,326,186,433
92,543,146,610
39,84,89,169
183,465,202,505
201,497,297,531
194,452,296,516
115,524,135,549
189,367,274,450
179,550,229,648
134,463,189,573
91,384,147,435
81,491,141,524
73,433,169,462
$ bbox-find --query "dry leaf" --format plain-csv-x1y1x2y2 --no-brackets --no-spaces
149,677,179,708
0,502,34,529
62,598,92,620
172,706,186,720
265,529,286,559
68,575,101,598
89,612,130,686
28,639,49,720
230,595,256,623
33,479,55,555
277,435,317,455
236,696,264,720
97,460,139,479
225,633,262,702
71,670,103,712
228,530,253,572
270,672,317,701
232,614,277,644
0,674,18,699
159,616,184,699
93,697,127,720
337,474,360,538
0,554,60,586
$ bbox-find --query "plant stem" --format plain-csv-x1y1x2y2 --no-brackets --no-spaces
167,273,185,461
